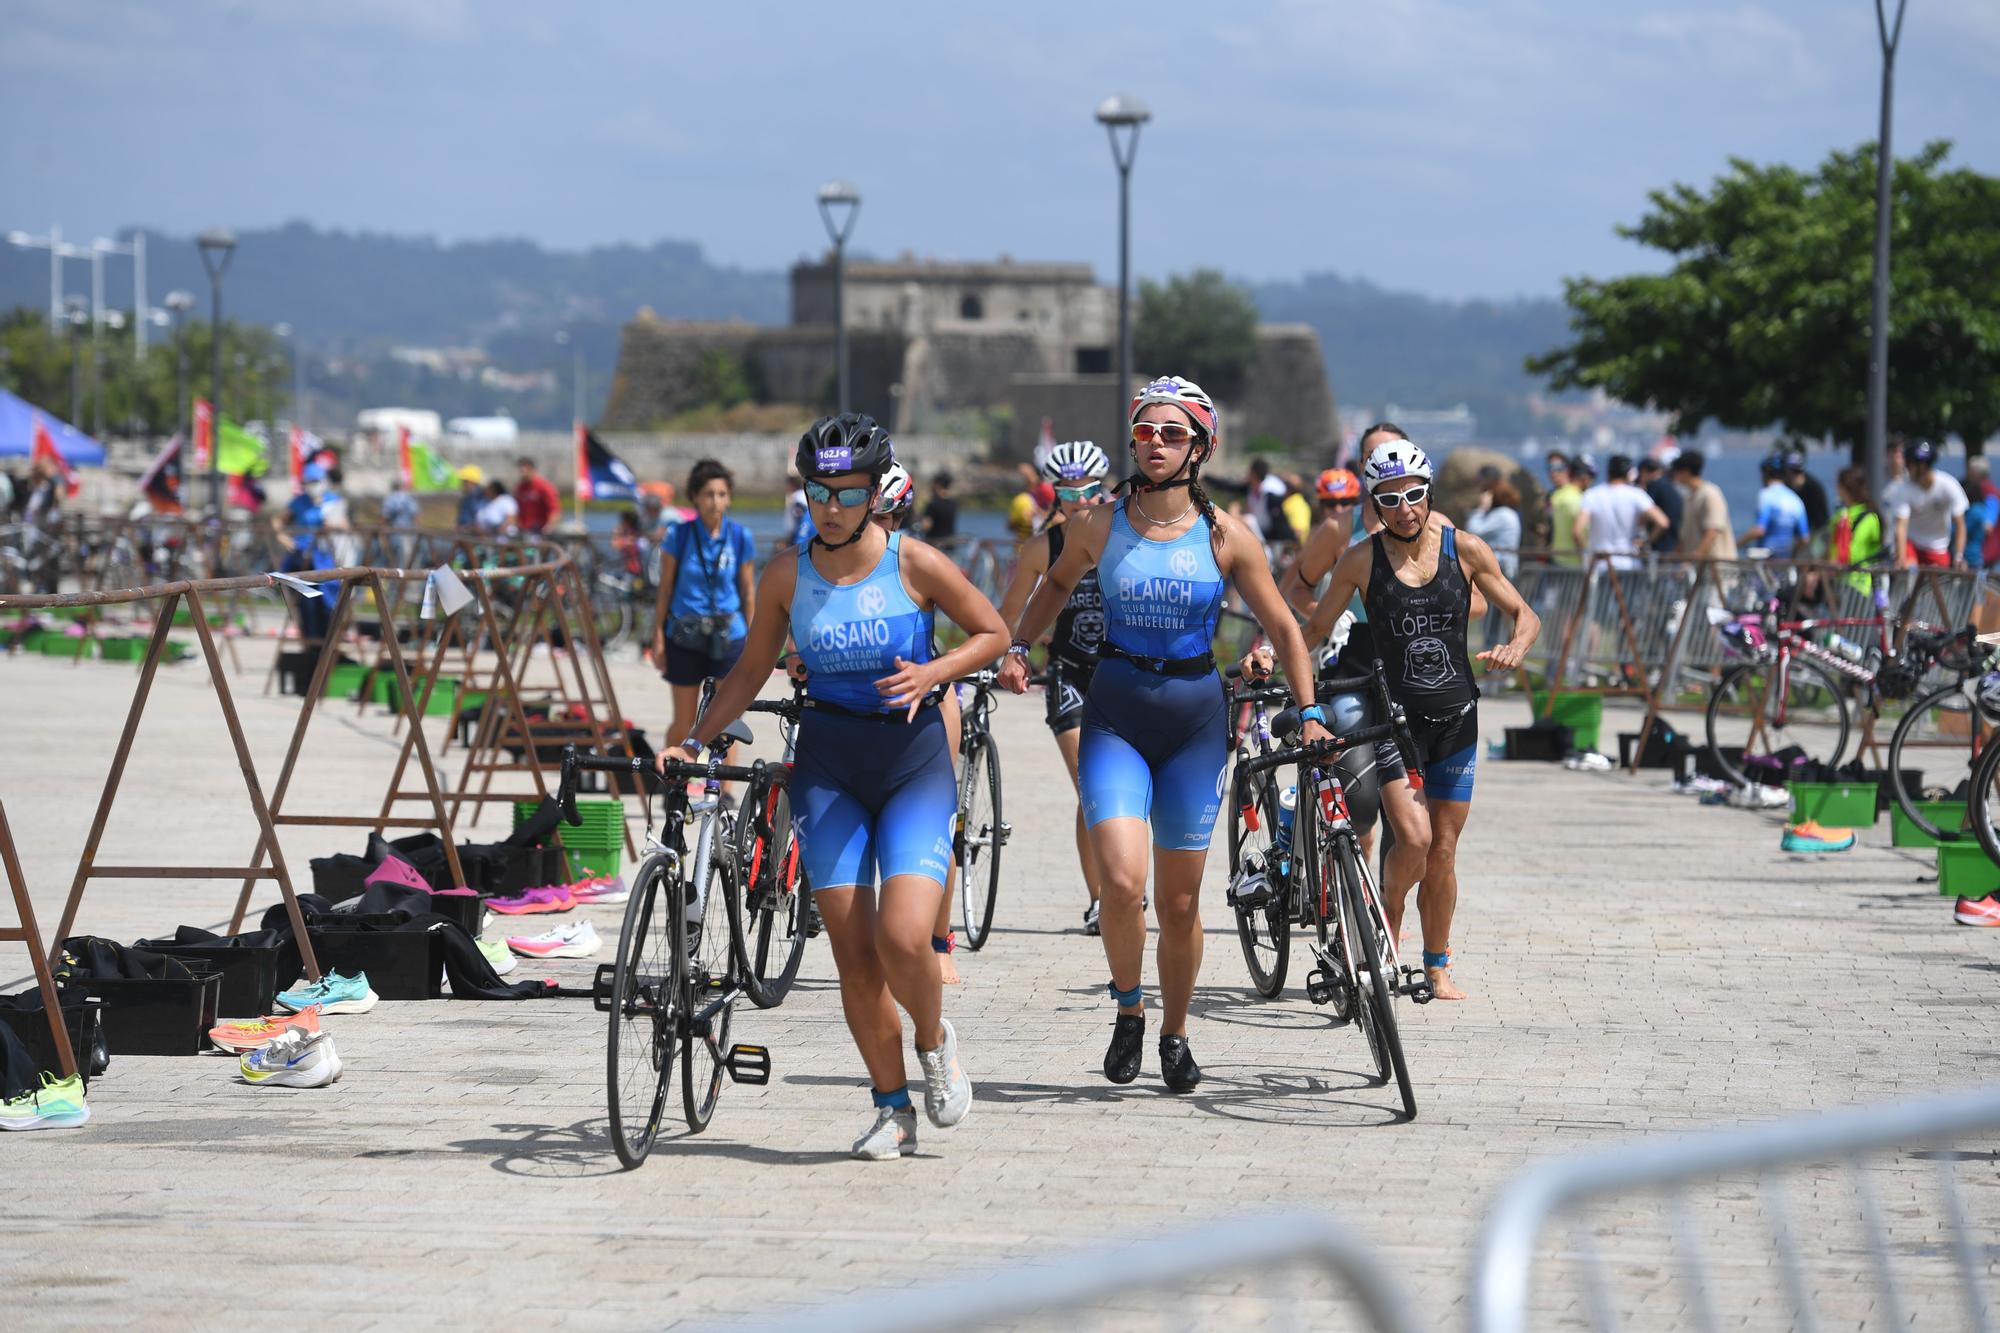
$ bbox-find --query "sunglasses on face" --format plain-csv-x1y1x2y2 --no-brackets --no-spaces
1373,483,1431,509
1130,421,1201,446
1320,499,1358,510
1055,483,1103,502
804,479,874,508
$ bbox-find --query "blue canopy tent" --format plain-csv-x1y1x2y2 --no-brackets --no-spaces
0,387,106,465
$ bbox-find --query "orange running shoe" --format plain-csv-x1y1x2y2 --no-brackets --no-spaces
209,1004,323,1054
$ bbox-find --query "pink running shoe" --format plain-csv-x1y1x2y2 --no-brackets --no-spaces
486,885,575,915
506,920,601,959
571,876,629,906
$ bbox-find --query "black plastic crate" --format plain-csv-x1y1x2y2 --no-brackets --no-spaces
1695,744,1745,782
307,922,442,1000
1505,724,1571,762
1859,767,1923,814
423,893,483,937
86,968,222,1056
0,993,102,1086
147,942,281,1019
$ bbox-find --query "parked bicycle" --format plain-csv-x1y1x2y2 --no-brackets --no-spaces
556,742,780,1170
1227,659,1430,1119
738,684,812,1006
953,668,1011,950
1881,626,1992,841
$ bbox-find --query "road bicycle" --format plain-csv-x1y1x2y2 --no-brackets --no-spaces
737,683,812,1006
1230,659,1430,1119
954,668,1011,950
1224,664,1302,997
556,741,781,1170
1881,626,1992,841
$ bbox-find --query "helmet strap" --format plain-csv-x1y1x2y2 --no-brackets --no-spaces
812,521,873,552
1121,435,1209,493
1374,497,1428,544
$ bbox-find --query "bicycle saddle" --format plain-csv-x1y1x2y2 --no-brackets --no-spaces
719,718,755,748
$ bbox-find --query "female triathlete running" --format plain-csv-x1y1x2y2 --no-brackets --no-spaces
1300,439,1540,1001
665,414,1009,1160
994,441,1112,935
1000,377,1331,1091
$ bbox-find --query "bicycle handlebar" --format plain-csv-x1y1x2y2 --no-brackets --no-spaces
555,744,789,825
1233,722,1401,781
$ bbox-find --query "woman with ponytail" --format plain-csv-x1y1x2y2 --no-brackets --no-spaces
999,376,1329,1092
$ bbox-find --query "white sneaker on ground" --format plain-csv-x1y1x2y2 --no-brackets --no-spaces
851,1104,918,1160
915,1019,973,1128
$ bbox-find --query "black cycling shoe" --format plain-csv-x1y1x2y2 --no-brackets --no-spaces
1103,1013,1145,1084
1159,1034,1202,1092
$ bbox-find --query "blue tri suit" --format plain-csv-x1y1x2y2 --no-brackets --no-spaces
1079,505,1231,851
788,530,958,892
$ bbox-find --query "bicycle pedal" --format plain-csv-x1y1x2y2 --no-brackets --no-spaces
723,1043,771,1085
1402,967,1434,1004
1304,966,1336,1006
1227,881,1270,910
590,963,618,1013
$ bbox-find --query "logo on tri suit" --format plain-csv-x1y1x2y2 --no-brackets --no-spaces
1057,679,1085,714
856,584,888,617
1169,548,1200,579
1405,636,1457,690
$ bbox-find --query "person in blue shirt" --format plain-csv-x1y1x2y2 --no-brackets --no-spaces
999,376,1331,1093
665,415,1009,1161
650,458,758,772
274,461,341,642
1740,455,1811,558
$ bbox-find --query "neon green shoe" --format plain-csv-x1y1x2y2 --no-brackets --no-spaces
0,1072,90,1131
476,937,517,976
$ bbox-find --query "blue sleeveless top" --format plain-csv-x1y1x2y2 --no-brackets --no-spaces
792,530,932,713
1099,504,1226,660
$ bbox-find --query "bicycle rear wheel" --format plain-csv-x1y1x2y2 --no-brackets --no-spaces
681,813,738,1132
1704,658,1850,786
605,852,679,1169
730,779,809,1008
957,735,1003,950
1337,835,1414,1118
1228,762,1289,998
1888,678,1991,840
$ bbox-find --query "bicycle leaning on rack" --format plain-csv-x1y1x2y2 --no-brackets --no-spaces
1225,659,1430,1120
953,668,1011,950
555,741,783,1170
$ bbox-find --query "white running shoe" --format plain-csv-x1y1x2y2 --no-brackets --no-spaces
506,920,601,959
851,1104,918,1161
915,1019,973,1128
239,1030,341,1089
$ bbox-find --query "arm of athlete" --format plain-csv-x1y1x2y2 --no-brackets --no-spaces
876,539,1012,721
661,556,796,766
1217,511,1329,743
1000,507,1107,693
1278,518,1345,621
994,530,1051,638
1301,540,1370,653
1455,528,1541,671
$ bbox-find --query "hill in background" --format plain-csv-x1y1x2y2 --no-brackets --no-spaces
0,223,1568,436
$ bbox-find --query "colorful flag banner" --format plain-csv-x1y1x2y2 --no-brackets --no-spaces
30,413,79,497
579,428,638,503
138,433,185,512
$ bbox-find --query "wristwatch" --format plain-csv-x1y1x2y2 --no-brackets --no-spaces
1297,705,1327,726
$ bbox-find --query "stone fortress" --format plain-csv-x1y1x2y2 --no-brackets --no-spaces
602,254,1337,464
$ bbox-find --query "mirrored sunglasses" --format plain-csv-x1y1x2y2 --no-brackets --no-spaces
804,479,874,508
1055,483,1103,502
1130,421,1200,446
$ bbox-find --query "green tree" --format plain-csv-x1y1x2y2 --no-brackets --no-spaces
1134,269,1259,403
1528,142,2000,455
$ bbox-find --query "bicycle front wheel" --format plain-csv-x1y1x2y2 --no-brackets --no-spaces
1228,762,1289,998
1337,835,1414,1118
1888,679,1990,840
731,781,809,1008
1704,657,1850,786
682,813,739,1132
957,735,1003,950
606,852,679,1169
1968,734,2000,872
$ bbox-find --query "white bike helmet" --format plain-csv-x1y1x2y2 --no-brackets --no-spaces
1039,440,1110,486
1361,440,1433,492
1128,375,1219,441
873,460,915,516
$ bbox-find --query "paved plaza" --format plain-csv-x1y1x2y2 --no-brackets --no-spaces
1,643,1995,1329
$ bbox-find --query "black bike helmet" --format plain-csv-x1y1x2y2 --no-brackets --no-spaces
796,413,896,481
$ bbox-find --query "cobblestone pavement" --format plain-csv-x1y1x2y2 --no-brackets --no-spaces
1,646,1994,1330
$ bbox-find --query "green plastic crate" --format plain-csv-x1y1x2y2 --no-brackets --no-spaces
367,671,398,707
97,636,149,663
323,662,368,698
38,635,92,659
565,846,622,880
1788,781,1879,828
419,677,460,716
1530,690,1603,752
1890,800,1968,848
1936,842,2000,898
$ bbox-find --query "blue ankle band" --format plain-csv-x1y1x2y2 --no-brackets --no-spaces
871,1086,912,1110
1107,980,1143,1007
1424,950,1452,970
932,933,953,955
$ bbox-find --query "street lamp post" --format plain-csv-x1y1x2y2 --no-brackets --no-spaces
1097,95,1151,467
275,322,306,432
816,181,861,415
6,227,84,330
165,291,194,436
555,329,584,427
197,228,237,518
93,309,125,439
64,298,87,426
93,234,147,359
1864,0,1909,508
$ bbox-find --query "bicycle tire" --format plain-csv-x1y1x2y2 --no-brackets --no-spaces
681,812,737,1132
958,735,1003,950
1337,835,1415,1118
1228,763,1290,998
1969,734,2000,872
730,779,809,1008
605,852,677,1170
1704,657,1851,786
1888,679,1988,841
1300,784,1353,1023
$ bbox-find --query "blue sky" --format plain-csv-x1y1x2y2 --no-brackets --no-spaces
3,0,1995,300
